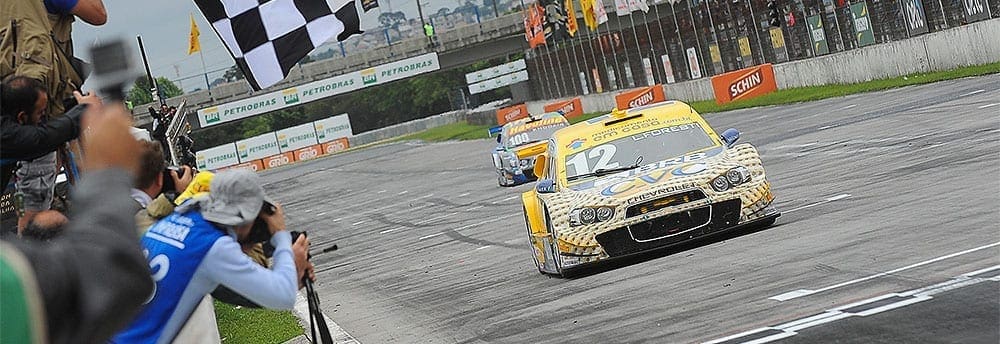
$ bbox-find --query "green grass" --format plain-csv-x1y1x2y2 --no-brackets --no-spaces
215,300,302,343
396,62,999,143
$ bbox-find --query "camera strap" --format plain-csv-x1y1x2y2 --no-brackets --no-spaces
304,277,334,344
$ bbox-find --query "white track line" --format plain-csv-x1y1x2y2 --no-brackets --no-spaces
782,194,851,214
418,214,519,241
293,292,360,344
978,103,998,109
769,241,1000,301
961,89,985,96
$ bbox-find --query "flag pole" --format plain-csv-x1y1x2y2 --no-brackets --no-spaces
668,2,690,80
612,14,632,88
199,50,211,91
651,1,671,82
625,7,644,86
639,7,657,84
685,0,703,78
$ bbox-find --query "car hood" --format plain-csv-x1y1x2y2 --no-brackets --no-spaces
565,146,734,199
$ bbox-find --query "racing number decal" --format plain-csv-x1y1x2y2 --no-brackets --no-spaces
566,144,620,176
508,133,530,147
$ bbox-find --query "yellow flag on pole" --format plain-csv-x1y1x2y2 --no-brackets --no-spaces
187,14,201,55
581,0,597,31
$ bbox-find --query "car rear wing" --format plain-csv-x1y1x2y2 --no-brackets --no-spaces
488,126,503,137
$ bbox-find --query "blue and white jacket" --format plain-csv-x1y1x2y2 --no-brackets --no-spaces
112,210,297,344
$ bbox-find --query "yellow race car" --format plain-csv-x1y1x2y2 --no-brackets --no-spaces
521,101,779,276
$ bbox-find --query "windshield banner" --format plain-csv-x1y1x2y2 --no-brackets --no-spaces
543,98,583,118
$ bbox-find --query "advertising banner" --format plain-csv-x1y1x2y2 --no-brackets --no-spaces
738,36,753,68
962,0,990,22
293,144,324,161
496,104,529,125
465,60,527,84
808,15,830,55
769,28,788,62
276,122,318,152
198,53,440,127
195,143,239,171
468,70,530,94
850,2,877,45
262,152,295,170
313,114,353,143
710,64,778,105
686,47,702,79
321,138,351,155
901,0,929,35
592,68,604,93
615,85,666,110
642,57,655,86
660,54,675,84
236,132,280,163
709,44,723,74
543,98,584,118
228,160,264,172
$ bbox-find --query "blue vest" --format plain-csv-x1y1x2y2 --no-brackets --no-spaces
111,210,225,343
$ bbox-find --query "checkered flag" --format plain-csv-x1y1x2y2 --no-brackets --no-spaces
194,0,364,90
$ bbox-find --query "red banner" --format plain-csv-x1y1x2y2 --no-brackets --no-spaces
543,98,584,119
614,85,666,110
524,4,546,48
496,104,529,125
321,138,350,155
710,64,777,105
227,160,264,172
293,144,324,161
262,152,295,170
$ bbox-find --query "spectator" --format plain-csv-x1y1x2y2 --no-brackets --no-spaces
0,102,153,344
112,169,314,344
0,76,98,233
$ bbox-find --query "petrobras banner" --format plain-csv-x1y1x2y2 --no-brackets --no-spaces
197,53,440,127
276,122,319,152
465,60,527,84
469,70,530,95
236,132,280,163
195,143,239,170
313,114,353,143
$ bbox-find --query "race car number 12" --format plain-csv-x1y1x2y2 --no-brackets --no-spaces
566,144,619,175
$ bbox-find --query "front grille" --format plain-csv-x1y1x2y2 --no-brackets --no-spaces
625,190,707,218
627,207,711,241
595,199,742,257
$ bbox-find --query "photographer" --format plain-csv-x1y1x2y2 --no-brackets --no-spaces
1,76,99,233
112,169,314,344
129,140,192,232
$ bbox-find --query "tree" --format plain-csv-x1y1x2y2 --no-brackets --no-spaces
126,76,184,106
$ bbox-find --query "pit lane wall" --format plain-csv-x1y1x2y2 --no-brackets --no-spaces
195,114,353,172
525,18,1000,114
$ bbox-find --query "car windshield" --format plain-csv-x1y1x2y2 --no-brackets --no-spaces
563,122,717,181
502,119,567,148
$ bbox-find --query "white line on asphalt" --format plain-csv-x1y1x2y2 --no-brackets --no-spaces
398,190,409,195
840,104,857,110
317,212,326,217
381,212,460,235
817,125,835,130
458,192,470,197
961,89,985,96
768,241,1000,301
293,292,360,344
333,217,342,222
418,214,519,241
709,266,1000,343
978,103,998,109
492,195,519,204
377,190,387,194
467,205,484,211
782,194,851,214
476,245,492,250
351,220,365,226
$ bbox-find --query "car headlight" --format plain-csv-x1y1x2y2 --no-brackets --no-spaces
714,166,751,192
570,206,615,226
711,176,730,192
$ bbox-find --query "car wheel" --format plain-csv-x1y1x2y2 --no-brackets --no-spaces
542,206,563,277
524,209,545,275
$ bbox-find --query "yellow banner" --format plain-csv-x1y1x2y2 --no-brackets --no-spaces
566,0,579,37
738,37,752,57
769,27,786,49
188,14,201,55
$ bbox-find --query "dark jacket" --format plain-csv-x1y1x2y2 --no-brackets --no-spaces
5,169,153,344
0,104,85,187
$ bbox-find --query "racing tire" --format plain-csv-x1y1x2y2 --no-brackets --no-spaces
542,206,564,277
524,208,546,275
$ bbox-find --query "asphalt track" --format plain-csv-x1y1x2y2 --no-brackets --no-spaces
259,74,1000,344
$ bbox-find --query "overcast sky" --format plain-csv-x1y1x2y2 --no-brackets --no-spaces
71,0,460,92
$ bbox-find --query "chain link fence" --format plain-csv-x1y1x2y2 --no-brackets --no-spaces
528,0,997,99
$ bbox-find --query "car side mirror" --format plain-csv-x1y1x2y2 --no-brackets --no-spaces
533,153,547,177
721,128,740,147
536,179,555,194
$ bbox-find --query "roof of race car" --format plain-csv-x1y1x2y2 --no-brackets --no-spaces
550,101,703,146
